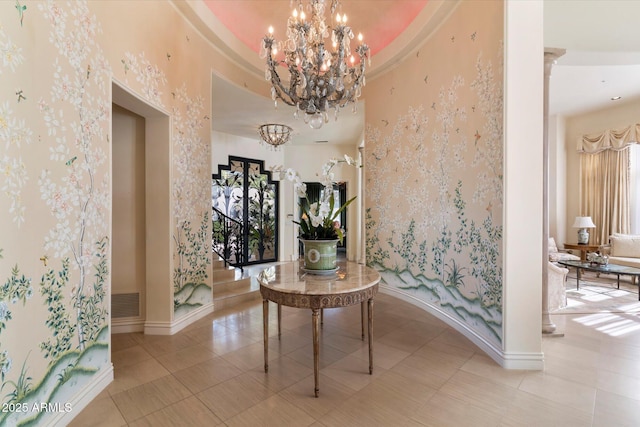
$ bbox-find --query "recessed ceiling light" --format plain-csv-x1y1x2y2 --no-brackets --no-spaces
611,96,622,101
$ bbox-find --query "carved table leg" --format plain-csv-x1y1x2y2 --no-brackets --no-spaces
361,302,365,340
277,303,282,339
312,308,320,397
263,299,269,373
368,298,374,374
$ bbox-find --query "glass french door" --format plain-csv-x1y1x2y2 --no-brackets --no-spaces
212,156,279,265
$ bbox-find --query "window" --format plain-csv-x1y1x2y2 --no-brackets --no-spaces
631,144,640,234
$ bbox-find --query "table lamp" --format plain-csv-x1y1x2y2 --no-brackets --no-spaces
573,216,596,244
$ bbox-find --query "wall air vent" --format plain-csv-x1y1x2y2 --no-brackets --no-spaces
314,140,329,144
112,292,140,318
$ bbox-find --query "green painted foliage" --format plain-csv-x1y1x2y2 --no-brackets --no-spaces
1,261,34,384
174,212,211,293
1,356,32,405
73,237,108,347
39,259,75,362
1,265,33,334
365,208,389,266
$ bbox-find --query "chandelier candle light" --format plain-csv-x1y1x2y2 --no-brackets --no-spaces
260,0,370,129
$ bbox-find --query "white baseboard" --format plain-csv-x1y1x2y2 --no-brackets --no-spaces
144,302,213,335
379,286,544,370
52,364,114,427
112,317,145,334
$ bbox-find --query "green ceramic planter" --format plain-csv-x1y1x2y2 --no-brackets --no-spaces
300,239,338,271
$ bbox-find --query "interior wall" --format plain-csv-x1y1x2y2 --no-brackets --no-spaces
364,0,506,351
362,0,543,368
112,105,147,308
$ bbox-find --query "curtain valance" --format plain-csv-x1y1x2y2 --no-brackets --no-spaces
577,123,640,153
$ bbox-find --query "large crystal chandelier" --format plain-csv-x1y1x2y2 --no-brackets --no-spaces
260,0,370,129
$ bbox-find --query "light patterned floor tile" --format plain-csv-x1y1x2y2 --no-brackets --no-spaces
225,394,316,427
127,396,223,426
71,296,640,427
278,374,357,418
460,353,527,388
195,372,276,421
411,391,502,427
501,388,593,426
111,375,193,423
245,354,313,392
438,370,517,417
592,389,640,426
155,343,216,373
321,354,386,392
518,371,597,414
172,355,243,394
106,358,171,395
68,394,126,427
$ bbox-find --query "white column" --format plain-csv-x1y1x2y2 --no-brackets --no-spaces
502,0,544,369
542,48,565,334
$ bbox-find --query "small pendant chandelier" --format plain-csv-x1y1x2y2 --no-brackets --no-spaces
258,123,293,149
260,0,370,129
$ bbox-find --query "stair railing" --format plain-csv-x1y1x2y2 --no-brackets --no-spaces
212,207,245,269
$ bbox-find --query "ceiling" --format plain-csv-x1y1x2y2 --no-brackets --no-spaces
181,1,640,145
545,1,640,117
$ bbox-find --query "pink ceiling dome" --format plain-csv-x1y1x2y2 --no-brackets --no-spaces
203,0,429,57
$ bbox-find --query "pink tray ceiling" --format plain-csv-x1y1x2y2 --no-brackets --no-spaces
203,0,429,57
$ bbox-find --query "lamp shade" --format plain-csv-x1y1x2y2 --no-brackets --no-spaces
572,216,596,229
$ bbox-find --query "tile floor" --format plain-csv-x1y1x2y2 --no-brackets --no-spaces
69,291,640,426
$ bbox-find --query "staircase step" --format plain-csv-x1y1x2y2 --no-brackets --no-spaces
212,259,226,270
212,265,237,283
213,276,260,311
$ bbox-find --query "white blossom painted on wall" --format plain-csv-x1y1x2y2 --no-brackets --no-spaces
0,21,31,226
121,51,167,108
172,84,211,317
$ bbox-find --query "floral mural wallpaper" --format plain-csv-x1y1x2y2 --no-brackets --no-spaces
1,1,111,425
171,86,212,316
365,1,504,347
0,0,213,424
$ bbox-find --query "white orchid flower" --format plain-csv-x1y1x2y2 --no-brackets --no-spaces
309,212,323,227
285,168,298,182
344,154,354,165
309,202,318,215
318,201,331,219
321,173,334,188
295,182,307,198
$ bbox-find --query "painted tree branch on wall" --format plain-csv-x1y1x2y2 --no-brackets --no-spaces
37,0,111,353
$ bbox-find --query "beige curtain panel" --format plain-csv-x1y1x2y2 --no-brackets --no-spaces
580,146,631,245
577,123,640,153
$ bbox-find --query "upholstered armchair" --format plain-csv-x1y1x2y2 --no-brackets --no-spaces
548,261,569,311
548,237,580,263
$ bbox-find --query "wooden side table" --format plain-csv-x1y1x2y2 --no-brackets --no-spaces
258,261,380,397
563,243,600,261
